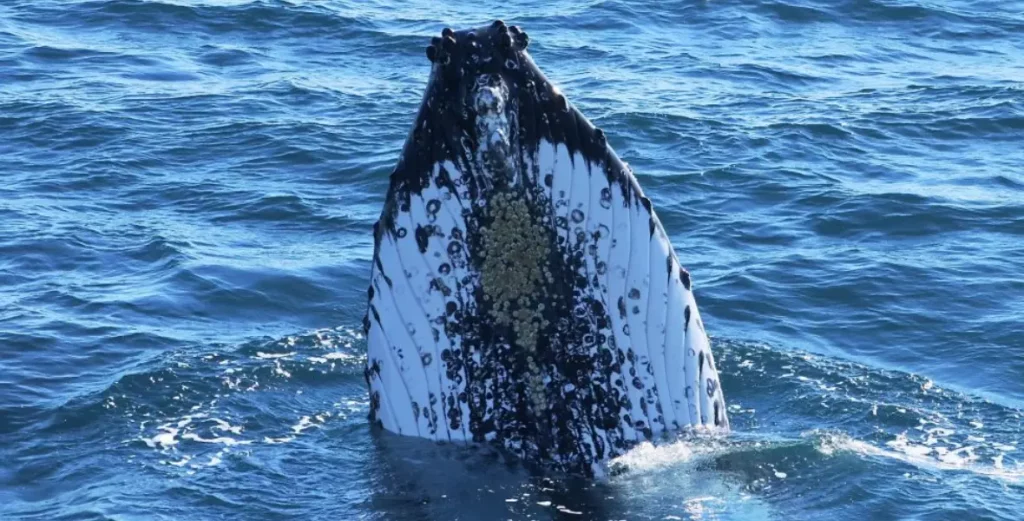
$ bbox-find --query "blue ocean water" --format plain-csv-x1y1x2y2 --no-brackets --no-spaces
2,0,1023,519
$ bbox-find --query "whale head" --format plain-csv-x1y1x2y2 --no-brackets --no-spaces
366,22,728,477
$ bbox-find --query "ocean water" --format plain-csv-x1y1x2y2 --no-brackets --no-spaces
2,0,1023,519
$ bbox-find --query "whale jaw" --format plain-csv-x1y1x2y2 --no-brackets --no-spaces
365,22,728,477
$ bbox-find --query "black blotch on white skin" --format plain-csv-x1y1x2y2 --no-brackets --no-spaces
415,225,430,253
679,267,691,290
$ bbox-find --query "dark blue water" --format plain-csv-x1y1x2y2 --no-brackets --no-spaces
2,1,1023,519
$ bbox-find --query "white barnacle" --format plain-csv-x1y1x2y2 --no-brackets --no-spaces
476,189,559,417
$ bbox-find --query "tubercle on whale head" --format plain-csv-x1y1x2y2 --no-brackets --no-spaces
425,20,529,64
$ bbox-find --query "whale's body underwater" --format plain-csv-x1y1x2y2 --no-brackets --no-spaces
364,21,728,476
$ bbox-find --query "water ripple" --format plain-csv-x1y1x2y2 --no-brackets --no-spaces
2,0,1023,519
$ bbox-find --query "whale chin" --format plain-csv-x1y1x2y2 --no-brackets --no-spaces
364,21,728,477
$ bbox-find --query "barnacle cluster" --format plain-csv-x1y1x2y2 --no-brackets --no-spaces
479,190,554,412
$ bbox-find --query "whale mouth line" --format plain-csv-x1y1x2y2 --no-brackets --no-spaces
366,21,729,477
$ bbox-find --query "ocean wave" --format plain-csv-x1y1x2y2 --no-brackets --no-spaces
60,0,366,37
2,0,1023,518
703,340,1024,488
754,1,835,23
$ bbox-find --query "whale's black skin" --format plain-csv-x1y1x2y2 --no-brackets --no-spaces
364,22,728,477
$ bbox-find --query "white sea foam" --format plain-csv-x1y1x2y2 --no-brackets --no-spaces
255,351,295,359
814,431,1024,484
609,440,698,472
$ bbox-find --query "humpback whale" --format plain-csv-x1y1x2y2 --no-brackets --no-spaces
364,21,728,476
